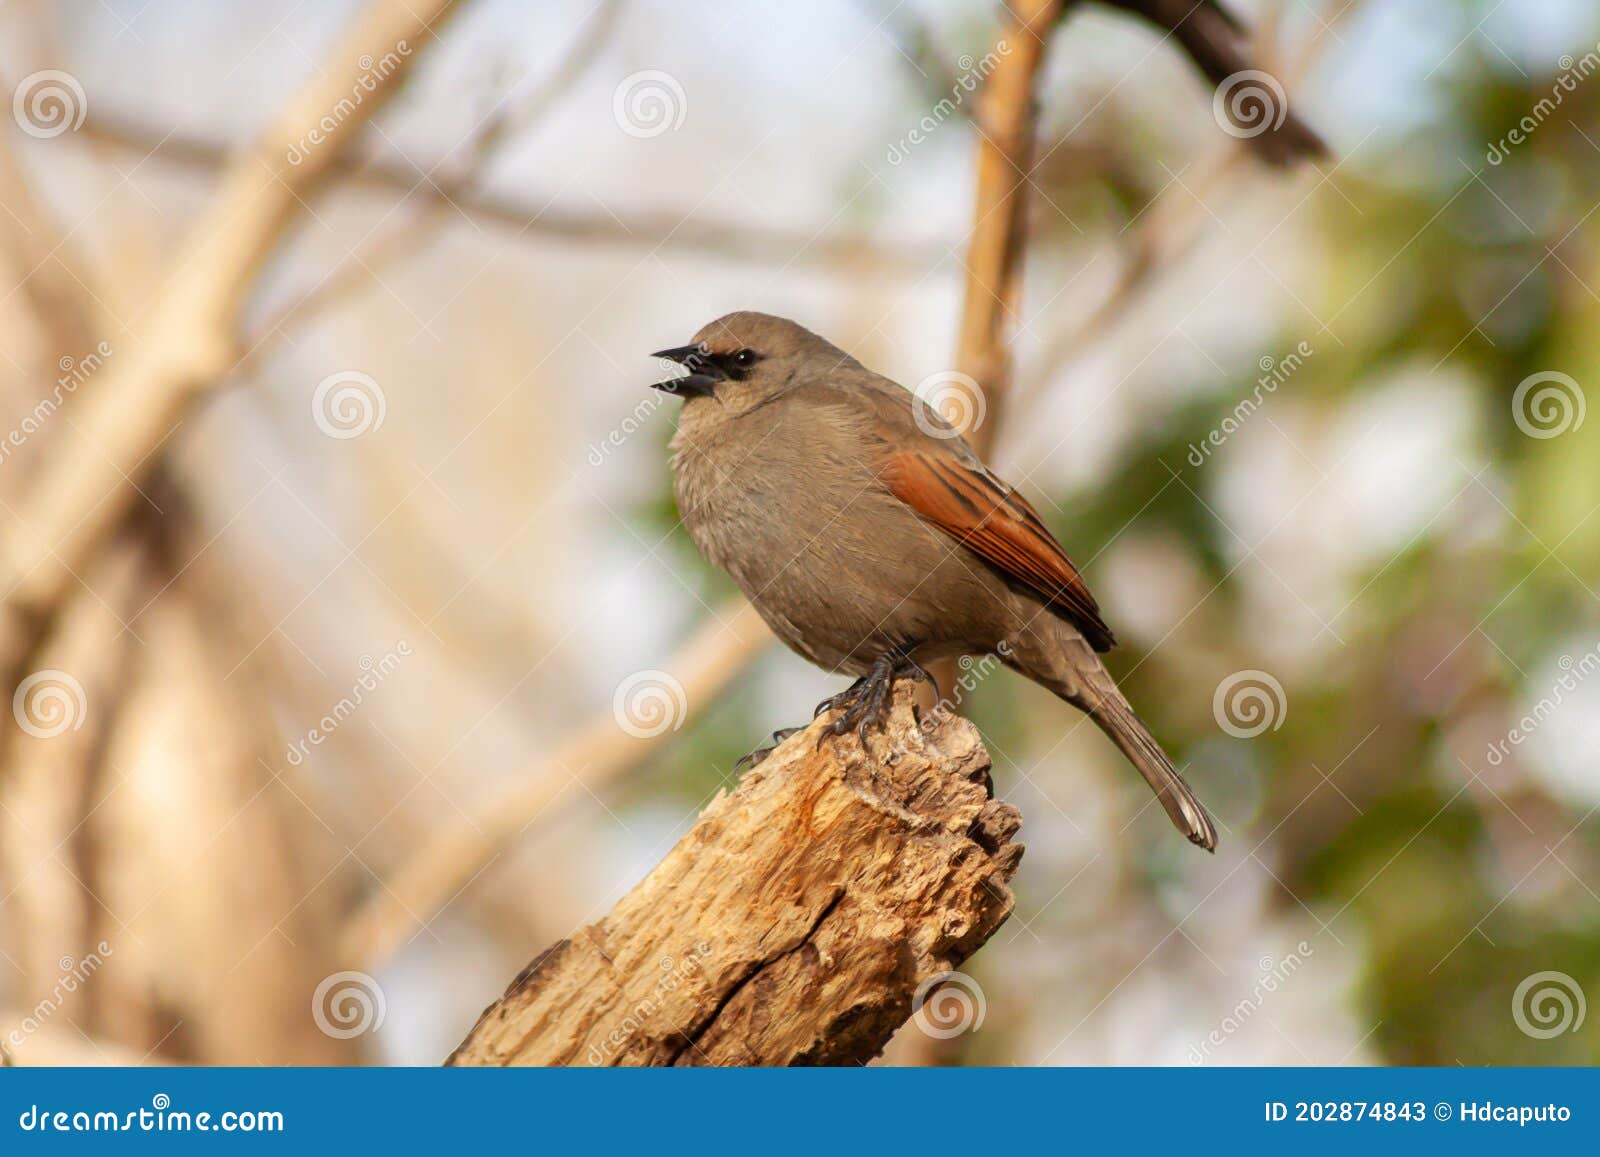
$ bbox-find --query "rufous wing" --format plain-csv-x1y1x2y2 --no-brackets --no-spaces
879,449,1116,652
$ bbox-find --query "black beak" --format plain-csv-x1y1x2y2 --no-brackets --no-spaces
650,343,724,398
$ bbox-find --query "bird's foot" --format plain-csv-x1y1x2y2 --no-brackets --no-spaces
734,726,803,772
815,649,928,754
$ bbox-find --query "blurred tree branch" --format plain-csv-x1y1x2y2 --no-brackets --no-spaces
0,0,462,706
243,0,628,356
447,684,1020,1066
77,112,942,280
949,0,1064,457
0,0,456,1064
1010,2,1350,420
341,597,773,967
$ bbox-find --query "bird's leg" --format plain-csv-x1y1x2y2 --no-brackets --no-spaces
815,669,876,749
813,646,931,755
734,726,803,772
854,664,897,749
823,651,898,741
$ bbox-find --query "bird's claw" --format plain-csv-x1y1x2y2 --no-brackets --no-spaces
897,656,939,697
813,678,865,719
735,726,804,772
813,650,922,756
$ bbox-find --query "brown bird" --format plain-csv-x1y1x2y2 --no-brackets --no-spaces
650,312,1217,851
1099,0,1327,166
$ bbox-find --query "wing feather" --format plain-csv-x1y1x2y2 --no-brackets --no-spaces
879,449,1116,651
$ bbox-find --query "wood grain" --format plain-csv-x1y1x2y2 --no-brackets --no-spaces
447,684,1021,1066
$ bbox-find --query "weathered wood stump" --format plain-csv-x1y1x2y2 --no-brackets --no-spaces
447,682,1022,1066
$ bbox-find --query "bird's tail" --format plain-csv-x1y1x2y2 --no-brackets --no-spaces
1013,631,1219,851
1086,689,1218,852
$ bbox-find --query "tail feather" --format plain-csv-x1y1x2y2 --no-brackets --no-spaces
1005,624,1220,851
1089,694,1218,852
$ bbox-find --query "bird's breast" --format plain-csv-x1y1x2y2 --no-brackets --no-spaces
671,410,926,667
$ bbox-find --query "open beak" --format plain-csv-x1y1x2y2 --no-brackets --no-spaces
650,344,723,399
652,345,704,364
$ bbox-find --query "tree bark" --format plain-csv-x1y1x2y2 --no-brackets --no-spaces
447,684,1022,1066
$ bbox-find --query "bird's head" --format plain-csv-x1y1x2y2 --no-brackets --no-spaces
649,311,845,413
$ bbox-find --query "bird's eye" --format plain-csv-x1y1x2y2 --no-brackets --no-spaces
733,348,757,368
